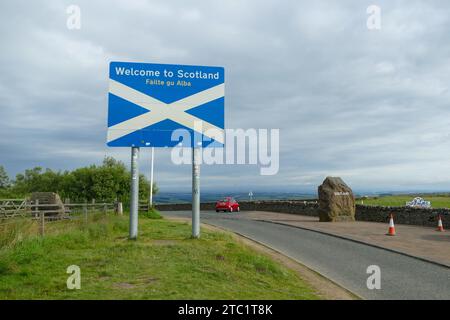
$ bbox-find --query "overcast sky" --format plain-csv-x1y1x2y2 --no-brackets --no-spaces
1,0,450,194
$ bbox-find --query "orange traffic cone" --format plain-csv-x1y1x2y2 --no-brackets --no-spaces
436,215,445,232
386,214,396,236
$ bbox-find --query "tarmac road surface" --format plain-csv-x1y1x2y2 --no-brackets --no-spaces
162,210,450,300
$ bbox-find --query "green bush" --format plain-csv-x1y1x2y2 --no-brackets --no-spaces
141,207,162,219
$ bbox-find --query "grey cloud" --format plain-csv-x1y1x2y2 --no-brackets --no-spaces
1,0,450,193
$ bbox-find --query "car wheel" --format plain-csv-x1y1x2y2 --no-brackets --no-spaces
216,210,219,212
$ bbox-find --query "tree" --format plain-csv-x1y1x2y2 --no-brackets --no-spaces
4,156,157,203
0,166,10,189
13,167,65,195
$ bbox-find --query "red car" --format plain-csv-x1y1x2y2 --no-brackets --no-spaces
215,197,240,213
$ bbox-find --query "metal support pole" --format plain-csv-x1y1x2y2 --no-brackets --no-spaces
192,147,200,238
149,147,154,208
130,147,139,240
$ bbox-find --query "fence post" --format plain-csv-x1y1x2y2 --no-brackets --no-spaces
34,199,39,219
83,202,88,223
39,211,45,237
117,202,123,216
103,203,107,214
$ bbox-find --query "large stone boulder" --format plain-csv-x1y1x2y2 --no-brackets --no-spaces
30,192,66,216
318,177,355,222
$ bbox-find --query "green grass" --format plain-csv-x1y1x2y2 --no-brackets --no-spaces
359,194,450,208
140,207,163,219
0,213,319,300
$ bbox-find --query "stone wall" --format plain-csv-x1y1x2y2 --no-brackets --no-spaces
238,200,319,216
156,200,450,228
156,200,318,216
355,205,450,228
30,192,66,216
156,202,215,211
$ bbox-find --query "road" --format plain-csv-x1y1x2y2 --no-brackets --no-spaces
162,210,450,300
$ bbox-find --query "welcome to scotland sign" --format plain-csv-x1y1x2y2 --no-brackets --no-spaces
107,62,225,148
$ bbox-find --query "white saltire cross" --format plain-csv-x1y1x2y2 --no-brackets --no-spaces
107,79,225,144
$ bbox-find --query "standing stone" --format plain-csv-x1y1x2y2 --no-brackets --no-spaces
318,177,355,222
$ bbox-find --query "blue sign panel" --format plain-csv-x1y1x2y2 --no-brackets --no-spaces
107,62,225,147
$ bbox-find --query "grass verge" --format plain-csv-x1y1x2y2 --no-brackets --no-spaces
140,207,163,219
0,213,320,300
361,195,450,208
